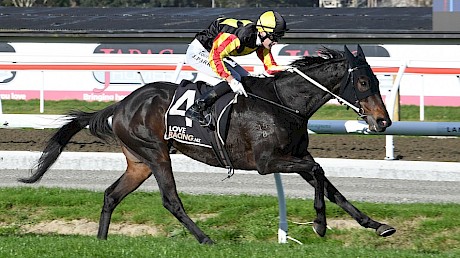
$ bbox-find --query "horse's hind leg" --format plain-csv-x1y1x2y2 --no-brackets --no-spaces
299,171,396,237
120,140,213,244
149,158,214,244
97,147,152,240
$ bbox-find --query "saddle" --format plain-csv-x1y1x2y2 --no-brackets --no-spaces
164,80,237,175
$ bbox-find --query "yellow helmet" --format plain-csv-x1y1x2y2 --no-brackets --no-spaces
256,10,287,38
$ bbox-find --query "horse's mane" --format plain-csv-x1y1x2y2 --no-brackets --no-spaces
243,48,345,91
289,48,345,68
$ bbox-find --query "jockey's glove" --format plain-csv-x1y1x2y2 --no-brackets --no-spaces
266,65,295,75
229,79,248,97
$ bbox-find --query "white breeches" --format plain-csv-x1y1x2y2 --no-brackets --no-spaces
185,39,249,84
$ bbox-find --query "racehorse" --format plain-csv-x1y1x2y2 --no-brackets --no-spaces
19,45,395,244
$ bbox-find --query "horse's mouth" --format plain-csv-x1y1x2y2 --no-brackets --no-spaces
369,125,387,133
368,118,391,133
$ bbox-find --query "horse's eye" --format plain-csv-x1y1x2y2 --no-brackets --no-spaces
357,77,370,92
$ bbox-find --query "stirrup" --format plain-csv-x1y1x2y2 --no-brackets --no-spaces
194,113,214,130
185,108,211,127
185,105,203,120
201,113,212,127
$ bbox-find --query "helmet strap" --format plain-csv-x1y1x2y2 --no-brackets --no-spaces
258,31,269,42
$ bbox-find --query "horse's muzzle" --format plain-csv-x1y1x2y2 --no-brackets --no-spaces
370,118,392,132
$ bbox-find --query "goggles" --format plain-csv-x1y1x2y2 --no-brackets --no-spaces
262,31,284,42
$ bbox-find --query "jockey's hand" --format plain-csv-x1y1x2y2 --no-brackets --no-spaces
229,79,248,97
266,65,294,75
284,66,295,72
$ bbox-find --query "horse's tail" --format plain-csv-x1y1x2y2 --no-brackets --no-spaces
18,103,119,184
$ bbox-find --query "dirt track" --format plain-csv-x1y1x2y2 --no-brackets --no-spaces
1,129,459,162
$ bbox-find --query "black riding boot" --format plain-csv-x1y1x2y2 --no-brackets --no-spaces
185,81,231,126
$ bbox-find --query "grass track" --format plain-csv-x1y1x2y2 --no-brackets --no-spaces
0,187,459,257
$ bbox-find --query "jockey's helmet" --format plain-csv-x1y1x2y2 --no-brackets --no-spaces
256,10,288,41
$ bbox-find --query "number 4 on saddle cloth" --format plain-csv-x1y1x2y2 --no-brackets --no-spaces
164,80,237,173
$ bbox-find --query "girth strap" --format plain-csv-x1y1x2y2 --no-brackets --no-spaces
209,125,235,180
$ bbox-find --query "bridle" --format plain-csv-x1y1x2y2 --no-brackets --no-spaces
249,61,378,120
338,64,380,118
287,64,379,119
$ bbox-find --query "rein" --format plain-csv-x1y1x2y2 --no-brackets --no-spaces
248,63,368,119
291,67,362,115
247,92,305,119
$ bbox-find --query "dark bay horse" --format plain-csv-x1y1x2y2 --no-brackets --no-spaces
20,45,395,244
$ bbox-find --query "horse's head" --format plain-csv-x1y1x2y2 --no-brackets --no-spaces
342,45,392,132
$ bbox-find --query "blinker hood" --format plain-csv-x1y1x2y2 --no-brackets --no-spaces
340,45,380,109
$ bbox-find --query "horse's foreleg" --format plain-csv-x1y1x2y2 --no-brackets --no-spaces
308,164,327,237
151,160,214,244
299,173,396,237
98,154,152,240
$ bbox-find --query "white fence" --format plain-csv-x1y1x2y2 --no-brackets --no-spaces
1,114,459,137
0,53,459,159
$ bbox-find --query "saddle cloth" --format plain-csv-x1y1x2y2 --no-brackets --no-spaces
164,80,237,148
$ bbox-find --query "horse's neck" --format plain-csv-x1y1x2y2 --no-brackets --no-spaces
277,61,347,119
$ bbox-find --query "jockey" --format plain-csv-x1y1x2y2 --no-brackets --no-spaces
185,10,289,126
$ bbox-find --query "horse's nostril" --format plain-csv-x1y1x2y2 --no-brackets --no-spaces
377,119,387,128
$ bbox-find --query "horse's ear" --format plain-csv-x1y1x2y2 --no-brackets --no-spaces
344,45,356,65
356,44,367,61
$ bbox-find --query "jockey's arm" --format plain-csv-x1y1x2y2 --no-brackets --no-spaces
256,48,287,75
209,33,240,81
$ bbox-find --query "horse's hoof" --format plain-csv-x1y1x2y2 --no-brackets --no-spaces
376,224,396,237
200,237,215,245
312,222,327,237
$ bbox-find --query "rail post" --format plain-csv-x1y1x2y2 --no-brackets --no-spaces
385,61,407,160
274,173,288,243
